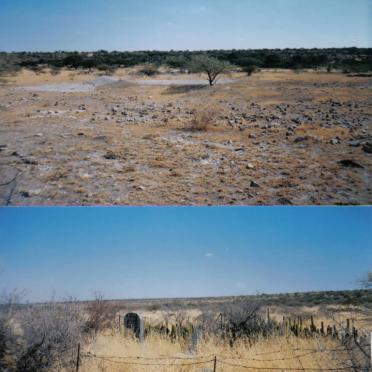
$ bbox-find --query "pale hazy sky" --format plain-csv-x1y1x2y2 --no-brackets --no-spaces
0,0,371,51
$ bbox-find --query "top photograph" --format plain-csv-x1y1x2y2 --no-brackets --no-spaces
0,0,371,206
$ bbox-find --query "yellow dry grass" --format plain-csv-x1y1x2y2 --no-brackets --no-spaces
78,331,349,372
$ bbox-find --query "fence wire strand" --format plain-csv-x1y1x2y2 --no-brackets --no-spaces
78,340,370,371
218,358,359,371
82,352,214,366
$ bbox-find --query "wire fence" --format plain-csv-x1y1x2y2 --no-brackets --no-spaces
75,340,371,372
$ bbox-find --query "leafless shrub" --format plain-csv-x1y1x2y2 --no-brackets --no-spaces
17,298,84,371
84,292,117,334
0,288,25,369
190,107,216,131
323,308,371,371
201,301,275,345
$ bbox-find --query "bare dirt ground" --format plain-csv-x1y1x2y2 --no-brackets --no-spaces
0,68,371,205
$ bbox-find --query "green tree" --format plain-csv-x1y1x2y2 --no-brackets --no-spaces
188,55,230,86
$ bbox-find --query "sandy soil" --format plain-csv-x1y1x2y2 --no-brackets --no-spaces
0,68,371,205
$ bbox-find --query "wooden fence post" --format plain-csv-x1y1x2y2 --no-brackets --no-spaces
75,343,80,372
213,355,217,372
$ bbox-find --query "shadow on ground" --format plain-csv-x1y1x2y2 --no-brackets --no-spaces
164,84,208,94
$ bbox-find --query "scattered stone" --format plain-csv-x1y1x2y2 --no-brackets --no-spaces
21,158,38,165
330,137,340,145
250,180,260,187
20,191,30,198
277,197,293,205
362,142,372,154
294,136,309,143
104,151,120,160
338,159,363,168
246,162,254,169
94,135,108,142
349,140,361,147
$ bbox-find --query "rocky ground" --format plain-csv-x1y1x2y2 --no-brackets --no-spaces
0,68,371,205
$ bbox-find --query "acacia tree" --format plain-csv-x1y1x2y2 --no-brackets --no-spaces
188,55,229,86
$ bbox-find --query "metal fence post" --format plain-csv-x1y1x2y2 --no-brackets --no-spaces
76,343,80,372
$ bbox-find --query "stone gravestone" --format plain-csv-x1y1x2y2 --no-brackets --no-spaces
123,312,144,342
190,327,202,353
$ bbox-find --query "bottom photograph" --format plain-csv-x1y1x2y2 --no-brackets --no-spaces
0,207,371,371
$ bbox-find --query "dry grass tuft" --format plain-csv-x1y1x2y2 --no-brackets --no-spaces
189,105,220,131
79,331,351,372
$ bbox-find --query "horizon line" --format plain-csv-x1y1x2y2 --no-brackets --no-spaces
1,46,371,54
21,288,368,305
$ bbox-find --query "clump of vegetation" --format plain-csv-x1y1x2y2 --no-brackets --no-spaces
97,64,117,75
165,56,188,70
28,65,45,75
188,55,230,86
190,107,216,131
138,64,159,76
49,65,61,76
0,48,371,76
17,300,84,371
85,293,117,334
242,65,257,76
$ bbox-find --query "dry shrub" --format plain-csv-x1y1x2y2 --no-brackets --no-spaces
189,106,217,131
17,299,84,371
85,293,117,334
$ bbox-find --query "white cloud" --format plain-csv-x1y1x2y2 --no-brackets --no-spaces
204,252,214,258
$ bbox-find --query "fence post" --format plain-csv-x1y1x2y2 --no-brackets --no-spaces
76,343,80,372
213,355,217,372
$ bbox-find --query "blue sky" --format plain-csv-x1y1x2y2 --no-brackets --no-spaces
0,0,370,51
0,207,370,302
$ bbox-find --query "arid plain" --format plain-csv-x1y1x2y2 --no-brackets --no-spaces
0,67,371,205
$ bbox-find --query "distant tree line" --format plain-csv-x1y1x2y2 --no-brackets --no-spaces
0,47,371,75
